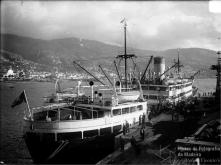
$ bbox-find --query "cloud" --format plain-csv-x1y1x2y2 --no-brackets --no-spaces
1,1,221,50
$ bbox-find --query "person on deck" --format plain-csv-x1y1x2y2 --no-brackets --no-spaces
123,124,126,135
142,113,146,128
140,128,145,140
139,115,142,125
46,115,51,122
68,114,72,120
126,121,130,133
119,136,125,151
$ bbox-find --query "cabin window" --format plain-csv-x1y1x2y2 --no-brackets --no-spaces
93,107,105,118
160,87,166,91
47,110,58,121
75,106,91,120
84,129,98,138
34,111,47,121
144,95,148,99
93,111,98,118
122,107,130,114
142,86,148,90
149,95,153,99
98,111,104,118
113,125,122,134
130,106,136,113
35,110,58,121
137,105,143,111
149,95,158,99
59,109,74,120
100,127,111,135
149,86,156,90
112,109,121,116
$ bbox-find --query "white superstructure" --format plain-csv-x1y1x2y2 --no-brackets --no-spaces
141,56,194,104
142,79,193,103
24,86,148,139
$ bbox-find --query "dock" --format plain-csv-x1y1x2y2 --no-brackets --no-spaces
96,112,201,165
96,120,173,165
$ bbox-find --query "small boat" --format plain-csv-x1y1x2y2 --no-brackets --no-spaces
116,80,143,103
117,90,140,103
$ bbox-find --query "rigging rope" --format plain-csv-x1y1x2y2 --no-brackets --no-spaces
46,140,69,161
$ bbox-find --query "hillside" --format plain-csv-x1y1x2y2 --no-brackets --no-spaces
0,33,218,78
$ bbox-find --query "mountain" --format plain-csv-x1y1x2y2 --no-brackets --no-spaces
0,33,218,78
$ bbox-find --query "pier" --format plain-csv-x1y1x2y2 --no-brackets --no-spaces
96,116,178,165
96,110,219,165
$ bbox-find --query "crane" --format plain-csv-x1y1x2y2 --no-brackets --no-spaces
73,61,106,85
190,70,200,79
158,62,178,79
113,60,122,85
98,65,113,87
140,55,153,82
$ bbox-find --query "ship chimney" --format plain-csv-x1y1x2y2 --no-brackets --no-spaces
154,57,165,80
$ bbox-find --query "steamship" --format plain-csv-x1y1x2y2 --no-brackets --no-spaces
23,20,149,163
140,54,195,104
23,86,147,163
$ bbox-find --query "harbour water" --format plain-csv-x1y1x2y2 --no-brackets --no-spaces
0,78,216,163
0,80,79,163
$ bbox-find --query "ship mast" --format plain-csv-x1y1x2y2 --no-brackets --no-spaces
177,48,180,74
117,19,136,90
176,48,183,76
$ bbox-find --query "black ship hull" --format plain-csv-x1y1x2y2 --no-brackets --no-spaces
24,132,115,164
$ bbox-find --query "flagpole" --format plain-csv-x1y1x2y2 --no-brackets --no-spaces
23,90,32,120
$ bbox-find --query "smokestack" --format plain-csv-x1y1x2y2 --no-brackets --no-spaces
154,57,165,80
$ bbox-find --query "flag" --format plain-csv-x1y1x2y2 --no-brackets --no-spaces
11,91,27,108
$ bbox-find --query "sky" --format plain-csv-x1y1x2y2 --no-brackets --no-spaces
1,0,221,51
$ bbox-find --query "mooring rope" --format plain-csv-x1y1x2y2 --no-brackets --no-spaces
46,140,69,161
